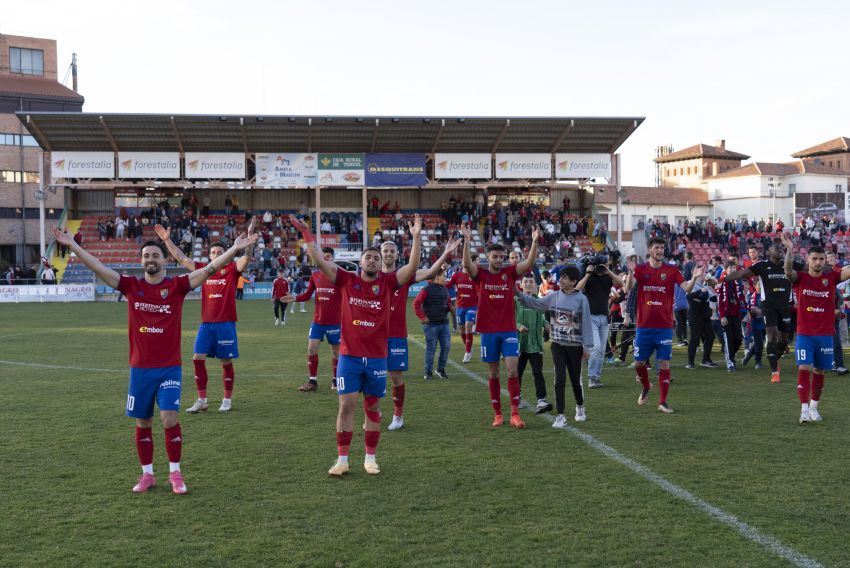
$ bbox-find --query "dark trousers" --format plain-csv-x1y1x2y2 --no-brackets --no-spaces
518,352,546,400
833,319,845,368
722,315,743,365
687,316,715,364
607,313,623,358
618,325,635,361
273,299,287,321
675,309,688,343
551,343,584,414
236,288,244,300
750,328,764,364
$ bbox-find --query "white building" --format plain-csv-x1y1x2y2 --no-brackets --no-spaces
702,160,850,227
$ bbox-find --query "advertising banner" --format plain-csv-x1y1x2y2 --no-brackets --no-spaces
185,152,246,179
118,152,180,178
795,192,846,225
555,153,612,179
365,153,427,187
51,151,114,179
0,284,96,303
255,153,318,187
434,153,491,179
318,154,364,186
495,153,551,179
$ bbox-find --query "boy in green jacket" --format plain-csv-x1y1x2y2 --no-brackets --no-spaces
516,273,553,414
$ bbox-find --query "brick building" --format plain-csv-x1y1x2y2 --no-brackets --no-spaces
0,33,83,271
654,140,749,188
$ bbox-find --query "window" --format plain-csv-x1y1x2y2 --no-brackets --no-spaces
665,169,670,176
9,47,44,75
836,184,843,192
1,133,38,146
837,161,842,169
686,167,691,175
788,183,796,194
0,170,40,183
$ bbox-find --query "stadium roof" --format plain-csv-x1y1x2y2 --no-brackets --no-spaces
18,112,643,155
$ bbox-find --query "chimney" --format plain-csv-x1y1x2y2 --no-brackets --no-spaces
71,53,78,92
715,139,726,150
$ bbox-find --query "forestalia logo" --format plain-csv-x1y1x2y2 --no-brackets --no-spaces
54,159,66,170
187,160,200,172
121,160,133,170
557,160,569,171
497,160,509,171
437,160,448,170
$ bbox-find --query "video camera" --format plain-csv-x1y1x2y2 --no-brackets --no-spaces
583,254,609,274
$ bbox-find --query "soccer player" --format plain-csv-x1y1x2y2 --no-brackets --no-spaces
155,220,256,413
461,220,540,428
780,232,850,423
286,247,342,392
289,214,421,476
447,265,478,363
52,226,257,494
723,243,792,382
628,237,702,413
381,237,461,431
271,269,290,326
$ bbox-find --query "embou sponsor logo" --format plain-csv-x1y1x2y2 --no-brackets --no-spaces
139,326,165,334
135,301,172,314
208,293,223,299
353,319,376,327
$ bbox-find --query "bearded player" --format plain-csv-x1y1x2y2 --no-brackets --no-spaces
53,226,257,493
290,214,421,476
781,232,850,423
461,220,540,428
156,219,256,413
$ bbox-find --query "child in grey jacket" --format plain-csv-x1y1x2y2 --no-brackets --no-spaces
516,265,596,426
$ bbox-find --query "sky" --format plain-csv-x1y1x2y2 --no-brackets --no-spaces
5,0,850,186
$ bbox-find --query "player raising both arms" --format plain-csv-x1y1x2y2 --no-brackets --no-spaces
461,220,540,428
780,232,850,423
53,226,258,494
722,243,792,383
290,214,421,476
381,236,461,431
629,237,703,413
156,218,256,413
446,265,478,363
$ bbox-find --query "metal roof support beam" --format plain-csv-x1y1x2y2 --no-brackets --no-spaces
239,117,248,154
169,117,184,154
25,116,51,151
307,118,312,153
491,119,510,153
430,120,445,153
607,119,639,154
370,119,380,152
550,119,575,153
99,116,120,153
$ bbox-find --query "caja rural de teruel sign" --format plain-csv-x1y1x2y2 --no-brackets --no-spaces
317,154,365,187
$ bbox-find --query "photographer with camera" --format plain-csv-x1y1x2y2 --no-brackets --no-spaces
576,254,625,388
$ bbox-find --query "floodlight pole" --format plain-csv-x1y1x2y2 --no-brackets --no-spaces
39,154,45,257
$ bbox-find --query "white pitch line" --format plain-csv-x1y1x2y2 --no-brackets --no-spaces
0,360,281,379
408,337,823,568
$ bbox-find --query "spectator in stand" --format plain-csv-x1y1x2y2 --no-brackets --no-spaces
97,218,107,241
106,218,115,241
224,194,233,215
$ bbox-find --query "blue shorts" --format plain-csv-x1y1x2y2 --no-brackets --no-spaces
126,366,182,418
309,323,341,345
634,328,673,362
194,321,239,359
335,355,387,397
387,337,408,372
795,335,833,370
456,307,478,327
480,331,519,362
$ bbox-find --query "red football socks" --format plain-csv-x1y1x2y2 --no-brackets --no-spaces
364,430,381,455
797,369,811,403
222,362,234,399
812,372,825,402
164,424,182,464
332,357,339,378
658,369,671,404
392,384,406,417
135,427,153,466
636,365,651,390
336,431,353,457
308,354,319,378
465,334,474,353
488,377,502,413
507,376,521,415
193,359,208,398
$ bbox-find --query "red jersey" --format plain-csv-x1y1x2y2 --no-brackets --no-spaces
794,270,841,336
387,272,412,339
633,263,684,329
336,269,400,358
194,261,240,323
117,274,191,368
272,277,289,299
472,264,520,333
447,271,477,308
295,271,341,325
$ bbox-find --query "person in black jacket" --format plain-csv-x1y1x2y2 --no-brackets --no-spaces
413,268,455,380
685,275,718,369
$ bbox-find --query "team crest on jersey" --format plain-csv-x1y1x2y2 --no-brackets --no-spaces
502,274,507,281
372,285,380,295
660,273,667,280
822,279,829,286
160,289,169,299
221,269,227,275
